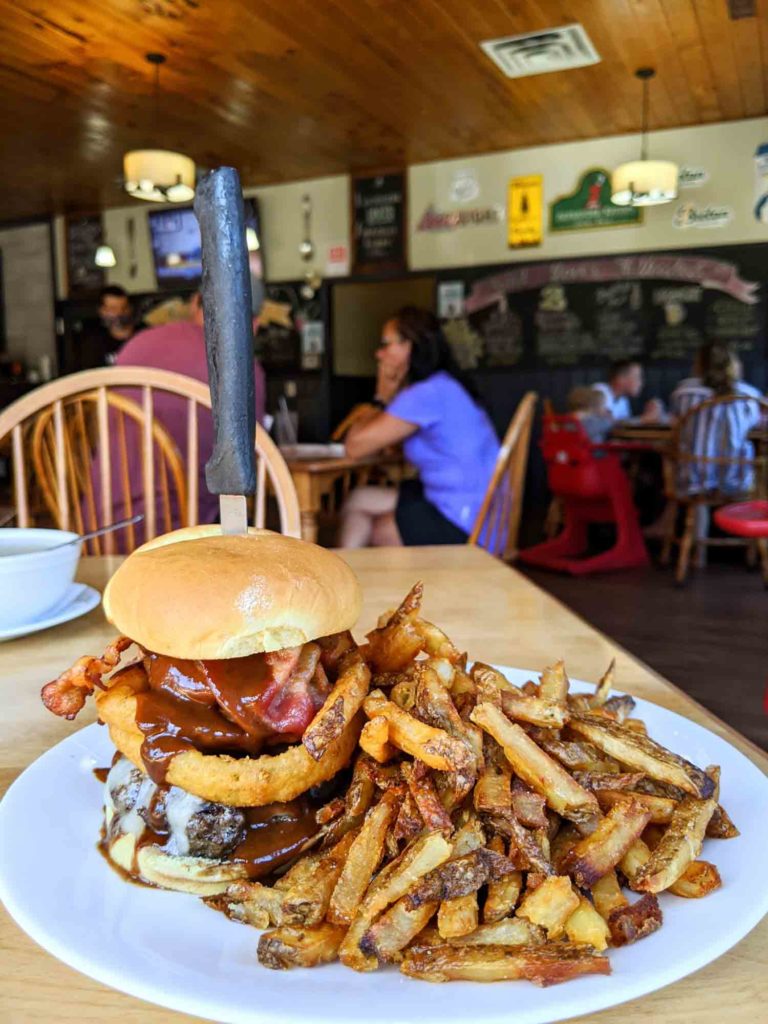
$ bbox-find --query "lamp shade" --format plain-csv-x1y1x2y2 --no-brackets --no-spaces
611,160,678,206
123,149,195,203
94,244,117,268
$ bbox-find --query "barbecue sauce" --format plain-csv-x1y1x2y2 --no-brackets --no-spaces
232,800,319,878
136,654,278,784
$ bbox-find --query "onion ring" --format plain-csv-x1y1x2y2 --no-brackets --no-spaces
97,678,362,806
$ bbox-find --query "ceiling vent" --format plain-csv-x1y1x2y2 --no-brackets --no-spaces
480,24,600,79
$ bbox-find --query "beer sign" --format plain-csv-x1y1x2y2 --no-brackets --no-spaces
508,175,543,248
550,168,642,232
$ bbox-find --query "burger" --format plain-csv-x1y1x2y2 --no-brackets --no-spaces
41,526,366,896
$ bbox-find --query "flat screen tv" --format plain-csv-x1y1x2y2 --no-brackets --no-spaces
148,198,264,291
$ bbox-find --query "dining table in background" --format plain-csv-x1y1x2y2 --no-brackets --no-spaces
1,544,767,1024
283,450,404,542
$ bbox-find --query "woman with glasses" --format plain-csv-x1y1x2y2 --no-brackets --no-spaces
338,306,499,547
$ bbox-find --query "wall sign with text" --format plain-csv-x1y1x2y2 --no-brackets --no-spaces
352,172,406,273
550,168,642,232
507,175,543,248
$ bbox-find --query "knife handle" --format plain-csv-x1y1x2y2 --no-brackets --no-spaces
194,167,257,496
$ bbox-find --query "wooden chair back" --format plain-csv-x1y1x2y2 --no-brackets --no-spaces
30,390,187,554
0,367,301,552
664,393,768,502
468,391,537,560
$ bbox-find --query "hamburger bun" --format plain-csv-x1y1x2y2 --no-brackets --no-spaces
103,526,362,659
104,819,248,896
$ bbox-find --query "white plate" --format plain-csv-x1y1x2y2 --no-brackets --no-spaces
1,668,767,1024
0,583,101,642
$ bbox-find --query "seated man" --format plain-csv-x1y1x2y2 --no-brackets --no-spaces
99,292,265,536
592,359,662,423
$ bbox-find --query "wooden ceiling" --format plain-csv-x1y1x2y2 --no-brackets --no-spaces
3,0,768,222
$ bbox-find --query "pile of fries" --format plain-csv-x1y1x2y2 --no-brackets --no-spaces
212,584,738,985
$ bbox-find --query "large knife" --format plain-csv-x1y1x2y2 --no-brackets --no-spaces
194,167,256,534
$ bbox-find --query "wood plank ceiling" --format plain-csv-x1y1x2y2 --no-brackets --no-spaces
1,0,768,222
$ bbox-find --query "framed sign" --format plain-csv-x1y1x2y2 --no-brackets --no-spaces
352,172,406,273
508,174,543,248
65,215,106,296
550,168,642,232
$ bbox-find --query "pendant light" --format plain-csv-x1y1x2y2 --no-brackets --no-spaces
123,53,196,203
94,244,117,268
611,68,678,207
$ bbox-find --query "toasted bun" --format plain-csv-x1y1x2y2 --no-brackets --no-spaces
103,526,362,659
104,816,247,896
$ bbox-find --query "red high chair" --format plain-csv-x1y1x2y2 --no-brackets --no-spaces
519,415,649,575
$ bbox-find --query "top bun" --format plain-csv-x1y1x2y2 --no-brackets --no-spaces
103,526,362,659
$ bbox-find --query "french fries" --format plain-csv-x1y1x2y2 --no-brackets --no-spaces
359,716,396,763
632,797,717,893
339,831,452,971
364,690,472,772
562,800,652,888
303,655,370,761
328,792,399,926
499,691,569,729
565,896,611,951
569,713,715,799
484,835,522,922
258,922,347,969
668,860,722,898
401,942,611,984
201,584,738,989
516,876,580,938
591,870,628,920
470,702,599,826
539,659,569,705
608,894,663,946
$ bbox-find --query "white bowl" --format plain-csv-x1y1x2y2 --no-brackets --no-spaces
0,529,82,628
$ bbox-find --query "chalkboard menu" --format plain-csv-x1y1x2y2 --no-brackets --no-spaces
437,244,767,378
352,172,406,273
66,215,105,296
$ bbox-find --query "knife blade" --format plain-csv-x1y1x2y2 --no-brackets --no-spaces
194,167,256,535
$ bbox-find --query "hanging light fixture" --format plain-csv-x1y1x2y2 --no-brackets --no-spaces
94,244,117,268
611,68,678,207
123,53,196,203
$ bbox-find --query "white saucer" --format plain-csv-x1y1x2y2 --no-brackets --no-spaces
0,583,101,642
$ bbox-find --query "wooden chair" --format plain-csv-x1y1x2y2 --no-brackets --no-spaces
30,390,187,554
661,393,768,584
0,367,301,553
468,391,537,560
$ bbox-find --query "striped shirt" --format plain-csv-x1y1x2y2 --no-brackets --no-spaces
669,378,763,495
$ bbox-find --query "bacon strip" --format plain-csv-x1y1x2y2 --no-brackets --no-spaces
41,636,133,720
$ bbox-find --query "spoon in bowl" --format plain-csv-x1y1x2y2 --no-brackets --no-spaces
49,514,144,551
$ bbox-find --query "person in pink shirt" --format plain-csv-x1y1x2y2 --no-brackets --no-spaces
102,292,265,538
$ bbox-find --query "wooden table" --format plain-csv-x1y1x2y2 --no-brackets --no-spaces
284,452,402,542
1,546,766,1023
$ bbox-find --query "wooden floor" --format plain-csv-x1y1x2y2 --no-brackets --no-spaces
522,562,768,751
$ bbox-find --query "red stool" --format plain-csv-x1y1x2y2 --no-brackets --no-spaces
519,415,649,575
714,500,768,589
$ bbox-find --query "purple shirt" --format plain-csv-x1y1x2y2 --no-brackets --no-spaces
388,371,499,532
106,321,265,533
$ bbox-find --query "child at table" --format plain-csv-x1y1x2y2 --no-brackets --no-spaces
566,386,612,444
